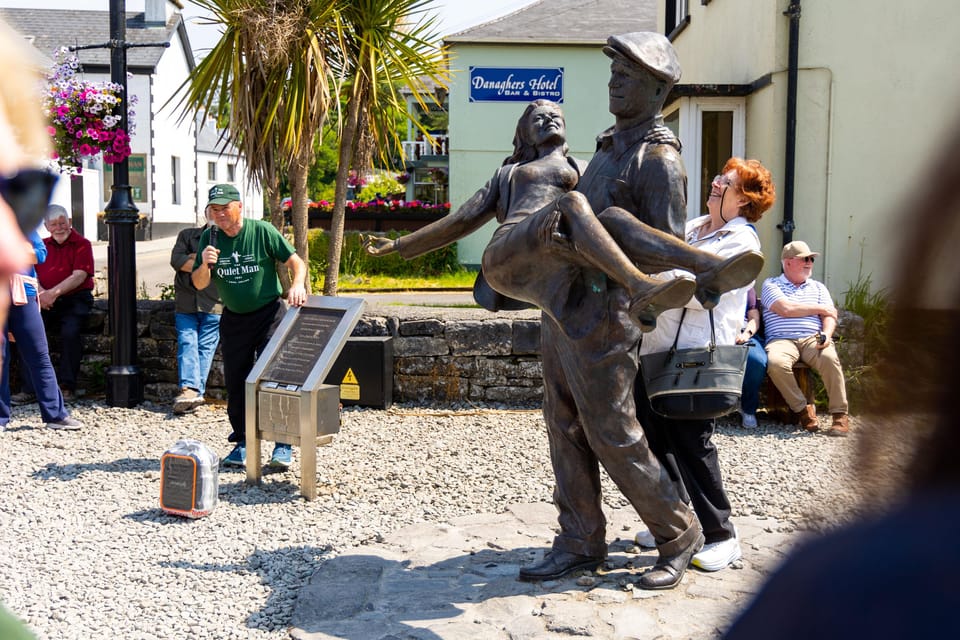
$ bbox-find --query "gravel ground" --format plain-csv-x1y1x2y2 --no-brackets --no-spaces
0,399,865,639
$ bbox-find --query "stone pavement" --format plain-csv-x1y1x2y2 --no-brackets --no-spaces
290,502,802,639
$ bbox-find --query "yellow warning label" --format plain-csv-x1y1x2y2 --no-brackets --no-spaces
340,384,360,400
341,368,359,384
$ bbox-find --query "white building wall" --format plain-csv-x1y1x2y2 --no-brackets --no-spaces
151,37,198,227
667,0,960,293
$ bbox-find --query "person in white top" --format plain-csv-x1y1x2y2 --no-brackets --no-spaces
637,157,776,572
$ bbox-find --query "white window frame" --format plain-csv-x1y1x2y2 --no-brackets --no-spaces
664,97,745,220
171,156,181,205
675,0,690,26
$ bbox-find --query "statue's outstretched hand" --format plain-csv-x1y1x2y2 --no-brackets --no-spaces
362,233,396,256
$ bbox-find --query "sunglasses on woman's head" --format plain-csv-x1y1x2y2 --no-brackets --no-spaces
0,169,59,233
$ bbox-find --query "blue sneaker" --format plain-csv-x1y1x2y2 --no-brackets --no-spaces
223,443,246,468
269,443,292,469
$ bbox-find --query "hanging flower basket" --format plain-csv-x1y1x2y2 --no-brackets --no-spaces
43,48,137,174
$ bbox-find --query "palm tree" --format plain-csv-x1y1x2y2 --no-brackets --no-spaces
173,0,336,285
322,0,449,296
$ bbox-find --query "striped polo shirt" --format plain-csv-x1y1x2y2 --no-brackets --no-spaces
761,274,833,341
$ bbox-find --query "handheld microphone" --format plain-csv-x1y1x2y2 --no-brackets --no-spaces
207,224,218,270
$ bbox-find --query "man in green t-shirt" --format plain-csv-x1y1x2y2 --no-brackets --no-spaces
192,184,307,468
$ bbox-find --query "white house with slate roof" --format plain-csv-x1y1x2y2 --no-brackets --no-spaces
443,0,658,267
0,0,261,240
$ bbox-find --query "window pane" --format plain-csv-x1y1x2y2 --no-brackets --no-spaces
207,162,217,181
227,163,236,182
699,111,733,214
171,156,181,205
664,109,679,138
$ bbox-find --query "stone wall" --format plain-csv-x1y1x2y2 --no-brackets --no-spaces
35,300,544,405
31,300,864,407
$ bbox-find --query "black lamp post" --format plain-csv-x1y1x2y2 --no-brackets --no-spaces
71,0,167,406
70,2,171,406
102,0,142,407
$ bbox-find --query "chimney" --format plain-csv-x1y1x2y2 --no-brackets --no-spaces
145,0,168,26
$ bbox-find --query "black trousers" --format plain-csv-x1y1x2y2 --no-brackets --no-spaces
635,375,736,545
219,299,284,444
39,290,93,391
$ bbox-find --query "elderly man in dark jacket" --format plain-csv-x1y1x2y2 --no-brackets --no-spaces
170,210,222,414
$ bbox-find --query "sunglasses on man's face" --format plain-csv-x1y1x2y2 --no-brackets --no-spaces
0,169,59,233
796,256,815,263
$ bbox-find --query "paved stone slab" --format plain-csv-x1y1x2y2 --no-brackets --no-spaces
291,503,797,639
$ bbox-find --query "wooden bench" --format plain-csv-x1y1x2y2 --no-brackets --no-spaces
761,362,817,424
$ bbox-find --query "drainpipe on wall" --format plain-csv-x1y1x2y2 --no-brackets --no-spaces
779,0,802,246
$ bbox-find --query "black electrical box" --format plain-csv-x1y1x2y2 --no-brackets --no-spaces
324,336,393,409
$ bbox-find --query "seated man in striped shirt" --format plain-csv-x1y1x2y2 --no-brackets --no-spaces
761,240,849,436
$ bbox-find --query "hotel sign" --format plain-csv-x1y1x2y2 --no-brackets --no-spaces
469,67,564,103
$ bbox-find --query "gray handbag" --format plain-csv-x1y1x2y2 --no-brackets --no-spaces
640,309,748,420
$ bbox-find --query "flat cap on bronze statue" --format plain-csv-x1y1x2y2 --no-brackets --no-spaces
603,32,681,84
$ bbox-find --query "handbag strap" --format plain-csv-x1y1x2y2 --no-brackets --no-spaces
707,308,718,349
668,308,687,353
669,307,718,353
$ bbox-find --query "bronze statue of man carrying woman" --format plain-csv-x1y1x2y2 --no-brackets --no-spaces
364,100,760,335
365,30,763,591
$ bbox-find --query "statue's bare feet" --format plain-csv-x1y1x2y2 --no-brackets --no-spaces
628,275,696,332
695,251,764,309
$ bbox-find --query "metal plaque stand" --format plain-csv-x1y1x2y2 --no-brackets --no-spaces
244,295,366,499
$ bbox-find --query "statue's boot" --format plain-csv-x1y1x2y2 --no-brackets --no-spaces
627,274,696,332
694,251,764,310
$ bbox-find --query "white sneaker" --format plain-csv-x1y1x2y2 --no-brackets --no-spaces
634,529,657,548
741,412,758,429
691,536,742,571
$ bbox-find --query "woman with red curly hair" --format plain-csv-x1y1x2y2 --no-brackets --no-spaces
635,156,776,572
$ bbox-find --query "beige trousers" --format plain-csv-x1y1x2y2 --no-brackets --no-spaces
765,335,848,414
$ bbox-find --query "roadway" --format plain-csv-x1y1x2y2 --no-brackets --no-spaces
91,234,476,306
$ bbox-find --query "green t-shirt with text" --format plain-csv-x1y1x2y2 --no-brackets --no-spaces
194,219,295,314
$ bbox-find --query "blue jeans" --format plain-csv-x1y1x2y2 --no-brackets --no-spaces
741,337,768,415
175,312,221,395
1,296,68,425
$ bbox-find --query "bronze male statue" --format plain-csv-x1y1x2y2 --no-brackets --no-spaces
520,32,712,590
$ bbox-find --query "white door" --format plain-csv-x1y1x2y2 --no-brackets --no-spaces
664,97,745,220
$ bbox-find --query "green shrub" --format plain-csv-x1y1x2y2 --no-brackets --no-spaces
838,271,890,413
843,272,889,362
